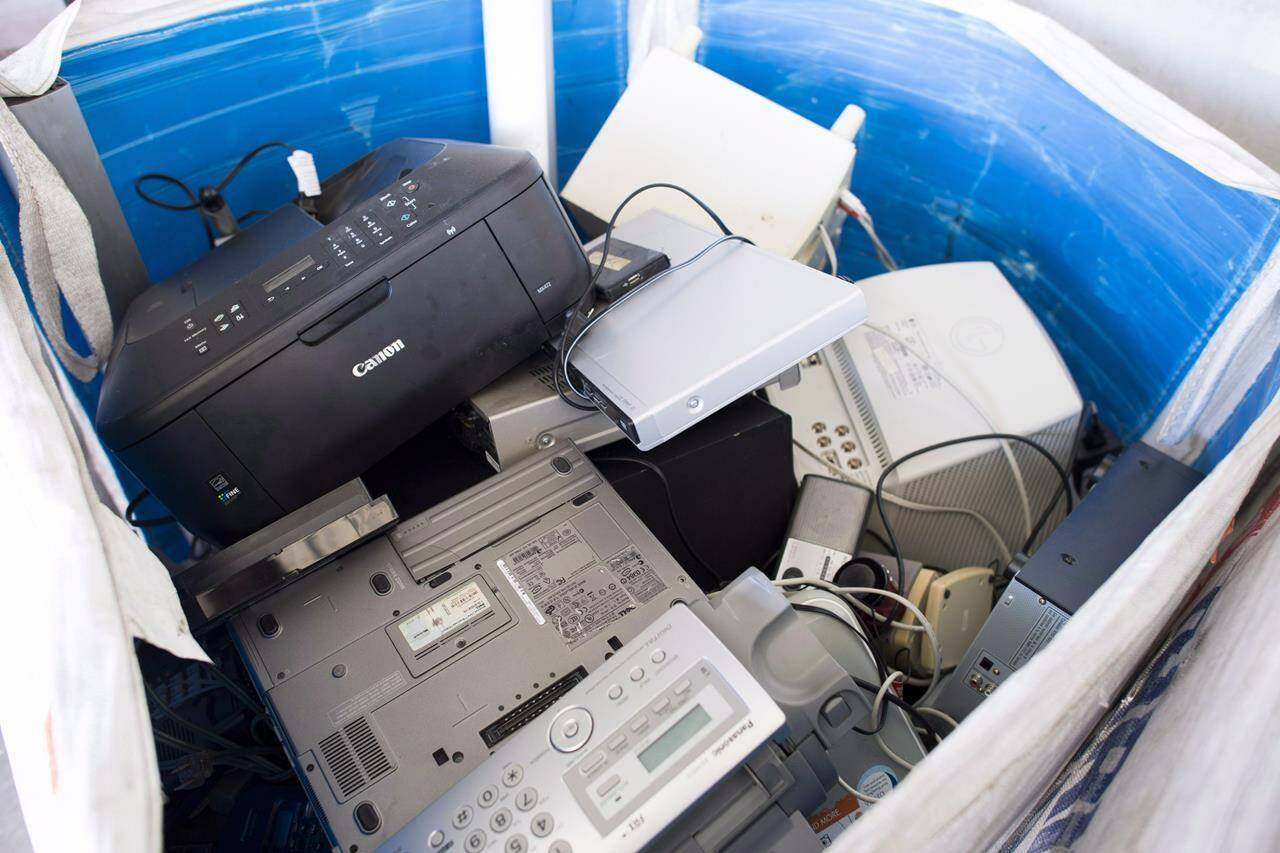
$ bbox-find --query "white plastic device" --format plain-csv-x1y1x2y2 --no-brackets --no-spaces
768,261,1082,568
379,604,784,853
561,47,862,266
567,210,869,451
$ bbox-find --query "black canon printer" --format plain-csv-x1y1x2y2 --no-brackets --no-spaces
97,139,588,545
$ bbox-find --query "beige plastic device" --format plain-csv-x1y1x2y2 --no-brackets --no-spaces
887,566,996,672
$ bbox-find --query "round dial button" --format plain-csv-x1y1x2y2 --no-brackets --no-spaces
549,841,573,853
506,835,528,853
478,785,499,808
548,706,593,753
531,812,555,838
452,805,474,829
515,787,538,812
501,764,524,787
465,830,487,852
490,807,512,832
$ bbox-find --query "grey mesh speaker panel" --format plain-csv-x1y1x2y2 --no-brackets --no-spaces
864,417,1078,569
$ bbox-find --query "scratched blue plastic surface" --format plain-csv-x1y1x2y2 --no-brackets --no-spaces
1,0,1276,476
697,0,1280,452
56,0,626,288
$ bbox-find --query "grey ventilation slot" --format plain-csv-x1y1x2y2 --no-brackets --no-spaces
347,717,394,780
831,340,890,470
318,716,396,801
529,362,557,391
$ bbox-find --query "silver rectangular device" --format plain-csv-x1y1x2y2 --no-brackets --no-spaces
928,576,1066,721
567,209,868,450
380,603,785,853
231,444,704,851
455,352,622,471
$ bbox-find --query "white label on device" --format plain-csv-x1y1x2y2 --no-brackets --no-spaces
778,538,853,582
868,317,943,400
496,558,546,625
856,765,897,799
397,580,492,651
286,149,322,197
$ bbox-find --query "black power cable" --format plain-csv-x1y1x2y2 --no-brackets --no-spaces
134,141,297,248
125,488,176,528
592,456,716,580
790,601,890,682
874,433,1073,589
554,182,745,412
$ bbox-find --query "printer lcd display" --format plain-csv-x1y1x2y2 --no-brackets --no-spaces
263,255,314,293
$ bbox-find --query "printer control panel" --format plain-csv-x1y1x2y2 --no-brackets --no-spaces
380,605,784,853
174,172,433,362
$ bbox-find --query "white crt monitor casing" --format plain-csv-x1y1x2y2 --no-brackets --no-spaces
768,261,1082,568
568,210,869,451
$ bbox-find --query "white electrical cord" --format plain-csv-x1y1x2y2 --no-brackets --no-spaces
817,222,838,277
792,439,1014,565
838,774,884,805
773,577,942,703
870,672,920,769
864,322,1034,544
838,189,898,272
916,706,960,731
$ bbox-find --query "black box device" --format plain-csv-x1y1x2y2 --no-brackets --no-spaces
96,139,588,545
930,442,1203,721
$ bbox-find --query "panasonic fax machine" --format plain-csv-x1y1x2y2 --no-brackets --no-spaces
96,139,588,545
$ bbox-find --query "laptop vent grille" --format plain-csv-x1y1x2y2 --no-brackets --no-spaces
318,716,395,800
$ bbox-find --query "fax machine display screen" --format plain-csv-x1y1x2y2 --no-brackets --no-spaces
397,580,492,652
637,704,711,772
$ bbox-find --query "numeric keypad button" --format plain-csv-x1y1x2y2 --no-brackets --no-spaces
515,787,538,811
531,812,555,838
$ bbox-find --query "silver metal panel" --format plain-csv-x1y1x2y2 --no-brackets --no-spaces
232,445,703,851
929,577,1069,722
568,210,867,450
460,353,621,470
176,479,396,619
380,605,785,853
391,444,603,582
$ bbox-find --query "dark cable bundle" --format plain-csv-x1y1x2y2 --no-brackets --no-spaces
553,182,751,412
134,141,300,248
872,432,1074,591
